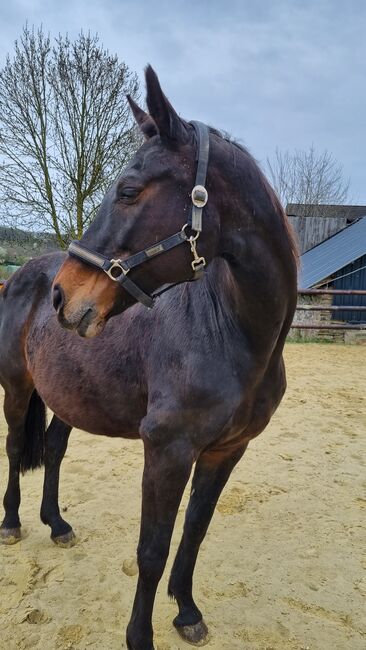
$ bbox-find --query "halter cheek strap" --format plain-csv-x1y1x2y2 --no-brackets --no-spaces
189,120,209,232
67,121,209,309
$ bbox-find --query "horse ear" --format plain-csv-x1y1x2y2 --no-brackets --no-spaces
126,95,158,139
145,65,189,144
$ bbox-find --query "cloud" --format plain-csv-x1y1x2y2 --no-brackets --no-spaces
0,0,364,201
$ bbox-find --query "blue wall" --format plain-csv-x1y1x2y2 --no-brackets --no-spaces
332,254,366,323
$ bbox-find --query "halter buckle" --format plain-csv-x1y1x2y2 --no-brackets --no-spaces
105,259,129,281
191,184,208,208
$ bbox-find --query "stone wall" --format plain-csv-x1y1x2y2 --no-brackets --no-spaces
289,293,345,342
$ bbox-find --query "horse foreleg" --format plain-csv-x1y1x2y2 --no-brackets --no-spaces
126,437,194,650
40,416,75,547
168,442,248,645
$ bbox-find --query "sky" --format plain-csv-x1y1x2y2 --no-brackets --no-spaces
0,0,365,203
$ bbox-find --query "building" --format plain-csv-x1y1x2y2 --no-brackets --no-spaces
298,217,366,325
286,203,366,254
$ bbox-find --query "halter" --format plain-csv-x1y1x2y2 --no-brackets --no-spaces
68,121,209,308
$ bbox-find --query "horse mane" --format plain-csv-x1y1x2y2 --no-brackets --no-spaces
207,126,300,268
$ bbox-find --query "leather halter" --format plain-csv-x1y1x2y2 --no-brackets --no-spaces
68,121,209,308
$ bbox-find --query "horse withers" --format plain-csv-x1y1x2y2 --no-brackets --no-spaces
0,66,298,650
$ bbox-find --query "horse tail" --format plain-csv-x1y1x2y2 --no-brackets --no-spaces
20,390,47,474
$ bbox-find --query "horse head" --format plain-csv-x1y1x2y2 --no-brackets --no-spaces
53,66,220,337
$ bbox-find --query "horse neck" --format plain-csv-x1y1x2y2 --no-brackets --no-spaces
210,149,298,347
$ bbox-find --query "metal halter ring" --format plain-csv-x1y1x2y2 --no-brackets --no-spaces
181,223,200,241
105,260,129,281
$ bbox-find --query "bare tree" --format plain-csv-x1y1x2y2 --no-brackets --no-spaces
267,146,350,216
0,26,141,247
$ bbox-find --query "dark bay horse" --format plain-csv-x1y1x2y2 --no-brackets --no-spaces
0,66,298,649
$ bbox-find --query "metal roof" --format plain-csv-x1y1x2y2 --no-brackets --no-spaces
298,217,366,288
287,203,366,220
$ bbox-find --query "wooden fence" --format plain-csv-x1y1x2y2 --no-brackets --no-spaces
292,289,366,331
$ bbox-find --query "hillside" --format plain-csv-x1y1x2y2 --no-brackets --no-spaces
0,226,59,276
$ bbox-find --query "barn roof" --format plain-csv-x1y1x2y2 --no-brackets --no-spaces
299,217,366,288
287,203,366,220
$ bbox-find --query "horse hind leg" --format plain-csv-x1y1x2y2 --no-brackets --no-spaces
40,415,75,547
0,385,45,544
168,442,248,646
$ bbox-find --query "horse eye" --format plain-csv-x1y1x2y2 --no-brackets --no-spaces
118,187,140,201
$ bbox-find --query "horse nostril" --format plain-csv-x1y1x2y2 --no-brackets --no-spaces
52,284,65,313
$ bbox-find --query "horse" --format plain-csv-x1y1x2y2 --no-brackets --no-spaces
0,66,298,650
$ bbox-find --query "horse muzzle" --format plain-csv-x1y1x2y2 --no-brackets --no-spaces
52,284,106,338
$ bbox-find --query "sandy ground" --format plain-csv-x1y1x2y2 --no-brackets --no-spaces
0,343,365,650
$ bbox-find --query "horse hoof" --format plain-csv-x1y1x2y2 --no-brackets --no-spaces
0,527,21,545
174,620,210,646
51,529,76,548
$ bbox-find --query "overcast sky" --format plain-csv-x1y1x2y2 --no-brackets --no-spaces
0,0,365,203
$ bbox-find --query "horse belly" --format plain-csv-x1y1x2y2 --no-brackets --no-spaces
26,317,146,437
39,378,143,438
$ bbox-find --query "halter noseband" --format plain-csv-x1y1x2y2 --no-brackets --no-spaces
67,121,209,308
